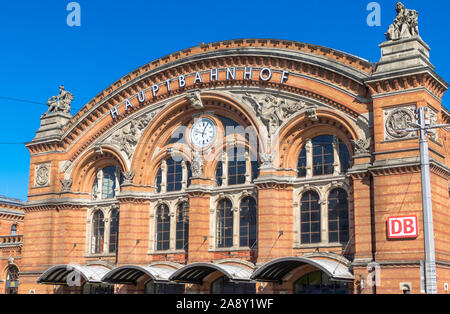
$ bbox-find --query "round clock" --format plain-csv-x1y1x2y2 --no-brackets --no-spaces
190,118,216,149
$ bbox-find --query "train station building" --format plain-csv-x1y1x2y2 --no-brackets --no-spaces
3,2,449,294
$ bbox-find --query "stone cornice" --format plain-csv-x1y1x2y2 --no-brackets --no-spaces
365,70,448,100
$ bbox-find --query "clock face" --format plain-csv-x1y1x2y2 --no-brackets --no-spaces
190,118,216,148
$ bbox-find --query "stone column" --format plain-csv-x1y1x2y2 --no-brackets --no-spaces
233,206,240,248
320,199,328,244
222,152,228,187
245,151,251,184
305,139,313,178
333,136,341,175
181,161,188,190
161,160,167,193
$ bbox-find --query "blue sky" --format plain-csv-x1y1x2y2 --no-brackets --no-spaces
0,0,448,201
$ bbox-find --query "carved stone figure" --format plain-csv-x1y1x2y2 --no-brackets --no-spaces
385,108,415,139
187,91,204,109
260,153,274,168
60,179,73,192
305,106,319,121
280,100,307,119
191,151,204,177
385,2,420,41
44,85,74,116
351,138,371,156
122,171,135,185
112,121,138,158
35,164,50,187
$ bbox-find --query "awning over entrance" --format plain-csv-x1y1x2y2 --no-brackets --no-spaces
251,257,354,282
37,264,110,285
102,265,176,284
169,263,253,284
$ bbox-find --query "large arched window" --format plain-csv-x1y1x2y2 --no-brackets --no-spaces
154,158,191,193
297,135,351,178
5,265,19,294
239,197,257,248
156,204,170,251
109,209,120,254
294,271,348,294
217,199,233,248
328,189,349,244
92,210,105,254
300,191,321,244
176,202,189,251
228,147,246,185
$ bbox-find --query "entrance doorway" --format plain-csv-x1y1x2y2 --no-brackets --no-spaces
294,271,349,294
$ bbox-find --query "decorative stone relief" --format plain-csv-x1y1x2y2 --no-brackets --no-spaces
59,160,72,174
351,138,371,156
191,151,204,178
107,110,160,160
429,108,439,142
385,2,419,41
384,106,416,140
186,91,204,109
60,178,73,192
242,93,307,136
35,163,51,187
121,171,135,185
260,153,274,168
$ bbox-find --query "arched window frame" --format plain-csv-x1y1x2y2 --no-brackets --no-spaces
327,188,350,245
239,197,257,249
176,201,190,251
156,204,171,251
10,224,17,236
216,198,234,249
300,190,321,245
215,146,259,187
109,208,120,254
92,210,105,254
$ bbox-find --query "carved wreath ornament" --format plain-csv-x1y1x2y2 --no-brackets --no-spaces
385,108,415,139
35,164,50,187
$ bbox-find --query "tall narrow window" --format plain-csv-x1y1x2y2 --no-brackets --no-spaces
156,204,170,251
155,168,162,193
176,202,189,251
217,199,233,248
301,191,321,244
239,198,257,248
312,136,334,176
228,148,246,185
109,209,120,253
10,224,17,236
92,210,105,254
102,166,117,199
339,141,351,173
167,158,183,192
328,189,349,244
215,162,223,186
297,146,307,177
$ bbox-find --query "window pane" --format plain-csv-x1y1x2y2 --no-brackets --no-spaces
217,199,233,248
300,191,321,244
156,205,170,251
102,167,117,199
328,189,349,244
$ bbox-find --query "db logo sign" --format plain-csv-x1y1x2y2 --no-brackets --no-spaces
387,216,419,239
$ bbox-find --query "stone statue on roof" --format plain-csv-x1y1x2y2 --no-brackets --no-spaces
43,85,73,116
385,2,420,41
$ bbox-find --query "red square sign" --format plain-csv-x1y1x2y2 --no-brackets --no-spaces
387,216,419,239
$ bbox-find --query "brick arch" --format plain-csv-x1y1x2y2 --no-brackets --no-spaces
71,147,127,193
131,93,264,186
277,109,358,169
